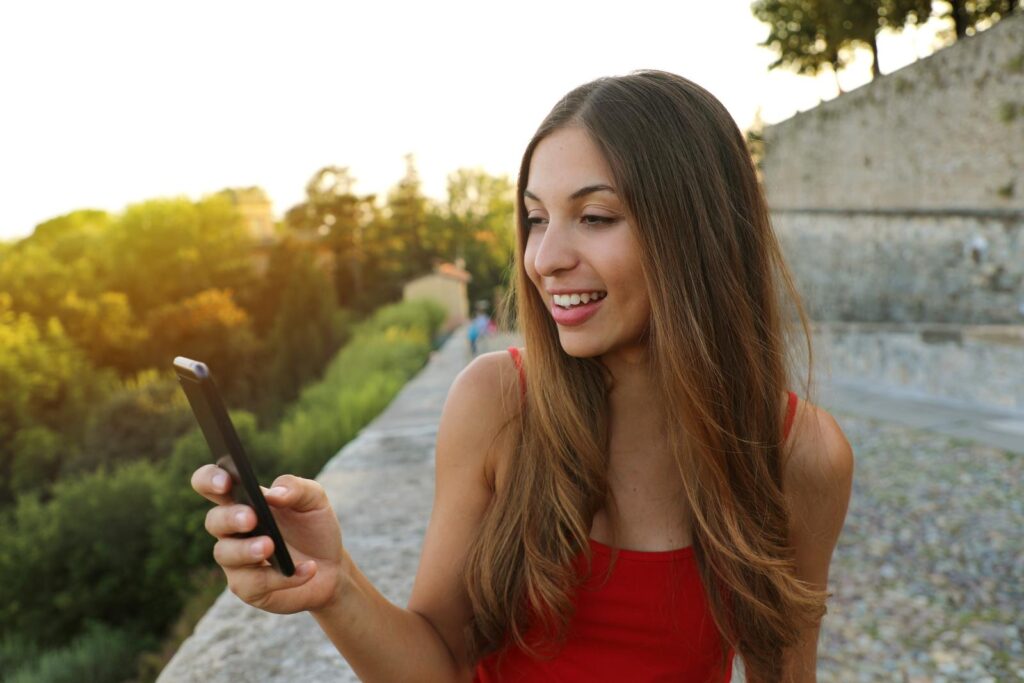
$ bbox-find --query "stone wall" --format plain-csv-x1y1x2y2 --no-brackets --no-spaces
774,209,1024,323
762,13,1024,324
762,16,1024,212
808,322,1024,411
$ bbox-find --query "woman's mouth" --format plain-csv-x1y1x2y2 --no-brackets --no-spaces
550,292,606,326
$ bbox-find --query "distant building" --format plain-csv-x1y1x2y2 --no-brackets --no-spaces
221,187,275,242
220,187,336,282
402,258,472,332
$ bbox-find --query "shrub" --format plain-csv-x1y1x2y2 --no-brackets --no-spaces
6,621,143,683
0,462,169,645
277,299,444,478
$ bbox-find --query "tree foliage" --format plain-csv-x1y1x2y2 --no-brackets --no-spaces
436,168,515,306
751,0,1019,82
0,295,118,502
0,159,512,677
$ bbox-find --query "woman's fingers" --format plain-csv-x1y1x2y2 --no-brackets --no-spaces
213,535,275,568
226,562,318,609
266,474,328,512
191,463,234,506
205,503,257,538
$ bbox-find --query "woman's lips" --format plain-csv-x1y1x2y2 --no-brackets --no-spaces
550,296,604,326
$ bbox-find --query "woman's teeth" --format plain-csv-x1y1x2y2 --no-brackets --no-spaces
554,292,606,308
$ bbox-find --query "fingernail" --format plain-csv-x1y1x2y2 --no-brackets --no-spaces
235,511,247,528
296,561,314,576
250,540,264,558
213,473,228,491
268,487,288,498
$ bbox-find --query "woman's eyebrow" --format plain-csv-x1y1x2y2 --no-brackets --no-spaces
524,184,617,202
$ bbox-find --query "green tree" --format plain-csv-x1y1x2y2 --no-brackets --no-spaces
386,154,433,280
262,250,351,421
439,168,515,307
0,295,117,502
101,195,257,316
0,211,113,325
283,166,377,308
944,0,1022,39
752,0,932,82
57,290,150,374
142,287,261,408
0,462,169,645
69,369,194,476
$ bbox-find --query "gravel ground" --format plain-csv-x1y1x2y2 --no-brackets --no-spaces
816,413,1023,682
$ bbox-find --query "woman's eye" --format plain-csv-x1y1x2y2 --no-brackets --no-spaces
527,217,547,227
582,215,615,226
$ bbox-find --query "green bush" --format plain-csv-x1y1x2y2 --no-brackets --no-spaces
277,299,444,478
0,631,42,676
149,409,280,583
0,462,169,645
69,369,194,476
0,297,447,676
6,621,143,683
350,297,445,339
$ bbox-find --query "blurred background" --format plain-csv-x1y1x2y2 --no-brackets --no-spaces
0,1,1021,681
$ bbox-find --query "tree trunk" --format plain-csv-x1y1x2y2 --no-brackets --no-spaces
831,58,844,95
950,0,969,39
869,31,881,78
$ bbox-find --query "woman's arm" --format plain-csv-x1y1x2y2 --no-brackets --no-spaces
192,351,514,683
313,350,517,682
779,402,856,682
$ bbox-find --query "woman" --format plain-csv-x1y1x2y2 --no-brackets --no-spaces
192,70,854,682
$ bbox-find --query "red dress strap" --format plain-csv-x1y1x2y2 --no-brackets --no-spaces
782,391,798,441
507,346,526,400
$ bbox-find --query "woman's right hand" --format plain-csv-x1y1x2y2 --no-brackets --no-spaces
191,465,347,615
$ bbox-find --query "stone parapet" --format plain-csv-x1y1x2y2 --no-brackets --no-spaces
810,321,1024,412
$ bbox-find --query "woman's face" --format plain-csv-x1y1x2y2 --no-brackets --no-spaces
523,125,651,362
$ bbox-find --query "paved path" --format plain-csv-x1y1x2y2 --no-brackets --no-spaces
159,327,1023,682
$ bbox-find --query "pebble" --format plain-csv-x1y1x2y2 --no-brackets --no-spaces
815,414,1023,682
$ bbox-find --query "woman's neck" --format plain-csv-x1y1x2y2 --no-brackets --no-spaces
602,349,667,435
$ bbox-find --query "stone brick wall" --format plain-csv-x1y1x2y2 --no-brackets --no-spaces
762,14,1024,324
807,322,1024,411
774,210,1024,323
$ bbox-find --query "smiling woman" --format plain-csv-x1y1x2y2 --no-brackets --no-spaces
189,69,853,683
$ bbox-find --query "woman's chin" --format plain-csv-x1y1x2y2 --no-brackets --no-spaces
556,334,605,358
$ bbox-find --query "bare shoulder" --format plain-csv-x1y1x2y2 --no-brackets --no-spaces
782,397,855,565
783,397,855,491
445,349,523,488
404,349,523,673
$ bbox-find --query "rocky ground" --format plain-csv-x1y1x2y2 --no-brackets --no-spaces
816,414,1023,682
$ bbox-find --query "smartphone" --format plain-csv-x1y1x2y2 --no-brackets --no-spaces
173,356,295,576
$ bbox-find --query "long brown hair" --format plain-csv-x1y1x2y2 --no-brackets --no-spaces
462,70,825,681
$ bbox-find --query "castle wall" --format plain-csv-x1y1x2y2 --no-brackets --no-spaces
763,14,1024,325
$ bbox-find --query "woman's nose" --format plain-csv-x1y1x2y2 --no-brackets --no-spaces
532,220,578,277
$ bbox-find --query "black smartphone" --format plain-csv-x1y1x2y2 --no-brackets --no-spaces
173,356,295,576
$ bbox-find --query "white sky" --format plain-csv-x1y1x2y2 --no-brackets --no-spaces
0,1,952,242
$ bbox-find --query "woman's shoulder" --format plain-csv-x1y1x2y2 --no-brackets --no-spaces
456,348,524,407
781,395,855,529
448,349,524,488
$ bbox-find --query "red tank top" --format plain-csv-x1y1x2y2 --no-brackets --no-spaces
473,346,799,683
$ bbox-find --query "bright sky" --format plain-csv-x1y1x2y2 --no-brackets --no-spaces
0,1,952,242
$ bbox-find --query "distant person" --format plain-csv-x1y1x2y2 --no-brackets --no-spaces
190,70,854,682
467,302,493,355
